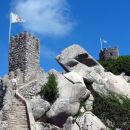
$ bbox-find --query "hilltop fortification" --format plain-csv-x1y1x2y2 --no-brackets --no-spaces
99,47,119,60
0,32,130,130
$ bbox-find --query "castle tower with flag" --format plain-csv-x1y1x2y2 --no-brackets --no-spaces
99,38,119,60
99,47,119,60
8,13,40,82
10,12,24,23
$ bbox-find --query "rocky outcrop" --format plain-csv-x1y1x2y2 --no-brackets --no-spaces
56,45,105,84
63,116,79,130
57,44,130,99
0,78,6,110
62,112,107,130
36,122,60,130
0,88,13,130
64,71,85,85
85,94,94,111
56,44,102,70
46,70,90,127
18,69,47,99
93,72,130,98
0,76,16,129
2,39,130,130
30,97,50,120
76,111,107,130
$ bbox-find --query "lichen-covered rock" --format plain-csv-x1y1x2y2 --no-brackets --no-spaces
0,79,6,110
122,75,130,82
30,97,50,120
57,44,130,99
0,87,14,130
93,72,130,98
36,122,61,130
63,116,79,130
2,35,130,130
64,71,85,85
56,44,104,84
85,94,94,111
56,44,102,70
76,111,107,130
46,70,90,127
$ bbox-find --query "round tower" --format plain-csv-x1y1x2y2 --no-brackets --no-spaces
99,47,119,60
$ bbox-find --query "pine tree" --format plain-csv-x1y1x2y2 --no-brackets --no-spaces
41,74,59,103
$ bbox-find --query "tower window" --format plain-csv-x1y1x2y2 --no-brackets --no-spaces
110,52,113,56
36,42,39,51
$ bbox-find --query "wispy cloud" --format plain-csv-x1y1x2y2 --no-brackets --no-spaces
12,0,74,36
40,45,56,59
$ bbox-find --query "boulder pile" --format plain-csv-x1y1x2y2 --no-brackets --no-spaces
1,44,130,130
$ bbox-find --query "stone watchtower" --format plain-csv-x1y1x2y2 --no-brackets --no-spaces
99,47,119,61
9,32,40,82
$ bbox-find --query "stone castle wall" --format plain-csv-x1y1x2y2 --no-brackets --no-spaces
0,78,6,110
9,32,40,82
0,69,24,111
99,47,119,60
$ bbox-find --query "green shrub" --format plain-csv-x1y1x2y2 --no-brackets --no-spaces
91,90,130,130
41,74,59,103
99,56,130,76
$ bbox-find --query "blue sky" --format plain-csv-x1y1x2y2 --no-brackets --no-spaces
0,0,130,76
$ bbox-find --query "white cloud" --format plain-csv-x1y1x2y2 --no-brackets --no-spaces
13,0,74,36
40,45,56,59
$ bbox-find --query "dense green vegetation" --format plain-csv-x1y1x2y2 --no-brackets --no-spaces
92,90,130,130
41,74,59,103
99,56,130,76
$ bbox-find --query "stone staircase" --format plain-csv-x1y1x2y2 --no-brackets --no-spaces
8,96,30,130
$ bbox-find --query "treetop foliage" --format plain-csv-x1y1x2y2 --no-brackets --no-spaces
99,56,130,76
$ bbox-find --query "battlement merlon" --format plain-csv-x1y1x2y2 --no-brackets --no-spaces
101,47,119,52
10,32,40,43
9,32,40,82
